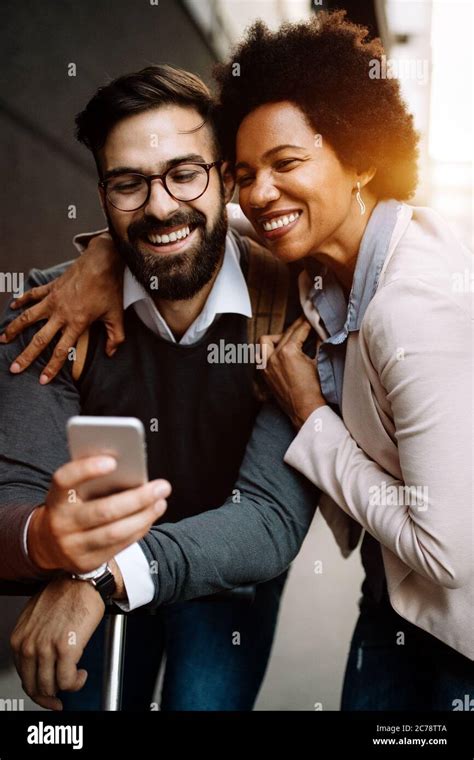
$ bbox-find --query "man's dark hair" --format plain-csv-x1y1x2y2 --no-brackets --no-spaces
75,64,220,171
214,11,419,200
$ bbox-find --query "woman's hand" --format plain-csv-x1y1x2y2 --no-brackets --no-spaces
0,233,125,383
260,316,327,429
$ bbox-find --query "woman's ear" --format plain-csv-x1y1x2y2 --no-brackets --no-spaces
357,166,377,190
220,161,236,204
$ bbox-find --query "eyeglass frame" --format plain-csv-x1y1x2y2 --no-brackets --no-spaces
99,160,224,211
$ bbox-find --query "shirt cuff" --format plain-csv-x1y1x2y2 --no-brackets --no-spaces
113,542,155,611
17,504,54,579
23,511,35,557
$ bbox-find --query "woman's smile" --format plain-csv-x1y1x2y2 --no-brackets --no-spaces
258,209,302,240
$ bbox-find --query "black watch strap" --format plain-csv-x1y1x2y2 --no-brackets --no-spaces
90,568,117,603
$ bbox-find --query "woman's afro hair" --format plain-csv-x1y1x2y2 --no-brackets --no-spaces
213,11,419,199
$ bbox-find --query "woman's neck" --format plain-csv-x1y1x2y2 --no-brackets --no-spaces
306,192,378,297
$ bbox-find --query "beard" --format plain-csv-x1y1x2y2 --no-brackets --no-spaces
106,200,228,301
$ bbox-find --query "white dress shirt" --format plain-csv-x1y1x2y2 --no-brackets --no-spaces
24,231,251,609
113,232,251,609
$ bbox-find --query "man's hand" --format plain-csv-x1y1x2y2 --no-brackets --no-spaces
28,455,171,574
260,316,327,429
10,574,107,711
0,232,125,383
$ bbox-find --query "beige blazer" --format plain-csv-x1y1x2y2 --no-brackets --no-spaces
284,203,474,660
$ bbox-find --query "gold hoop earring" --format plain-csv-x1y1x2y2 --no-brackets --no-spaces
356,181,366,215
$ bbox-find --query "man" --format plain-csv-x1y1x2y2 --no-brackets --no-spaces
0,65,318,711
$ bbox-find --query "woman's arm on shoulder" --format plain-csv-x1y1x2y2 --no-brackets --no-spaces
0,232,125,383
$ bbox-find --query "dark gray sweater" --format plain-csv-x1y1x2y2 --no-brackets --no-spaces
0,263,319,605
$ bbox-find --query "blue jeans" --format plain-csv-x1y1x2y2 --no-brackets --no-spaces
61,571,288,711
341,585,474,711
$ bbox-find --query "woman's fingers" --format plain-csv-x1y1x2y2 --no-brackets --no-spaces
259,334,281,362
6,318,64,376
274,316,308,350
260,318,312,366
282,318,312,351
104,310,126,357
0,300,55,345
10,282,52,310
39,328,84,384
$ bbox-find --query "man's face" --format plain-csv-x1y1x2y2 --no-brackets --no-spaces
99,105,228,300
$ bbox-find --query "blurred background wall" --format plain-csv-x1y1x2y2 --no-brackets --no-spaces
0,0,472,710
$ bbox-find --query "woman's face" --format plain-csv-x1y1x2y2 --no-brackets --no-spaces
235,101,357,262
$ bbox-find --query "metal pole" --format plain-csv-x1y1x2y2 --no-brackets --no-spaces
101,612,127,711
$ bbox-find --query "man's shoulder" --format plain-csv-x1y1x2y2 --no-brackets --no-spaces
25,260,75,289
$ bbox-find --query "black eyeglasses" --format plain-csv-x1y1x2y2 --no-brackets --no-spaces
99,161,223,211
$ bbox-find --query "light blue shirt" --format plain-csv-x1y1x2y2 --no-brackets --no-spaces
308,200,401,408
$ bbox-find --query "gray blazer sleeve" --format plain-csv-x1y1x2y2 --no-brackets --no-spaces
139,401,319,607
0,264,80,580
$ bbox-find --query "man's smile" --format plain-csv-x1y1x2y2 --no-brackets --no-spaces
138,224,200,254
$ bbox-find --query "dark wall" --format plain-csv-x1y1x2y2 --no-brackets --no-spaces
0,0,216,291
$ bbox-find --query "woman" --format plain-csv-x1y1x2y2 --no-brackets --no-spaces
3,12,472,709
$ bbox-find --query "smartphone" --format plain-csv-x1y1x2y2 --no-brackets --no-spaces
67,416,148,500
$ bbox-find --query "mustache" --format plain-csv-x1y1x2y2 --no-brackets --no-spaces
128,211,206,240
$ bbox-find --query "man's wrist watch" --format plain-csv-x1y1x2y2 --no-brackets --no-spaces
71,563,117,603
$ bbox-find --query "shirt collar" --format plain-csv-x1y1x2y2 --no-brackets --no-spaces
298,200,402,408
123,231,252,345
348,199,402,330
305,200,402,341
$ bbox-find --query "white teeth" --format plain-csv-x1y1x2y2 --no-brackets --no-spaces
147,226,191,246
262,212,300,232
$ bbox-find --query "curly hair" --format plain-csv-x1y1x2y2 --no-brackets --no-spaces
214,11,419,200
